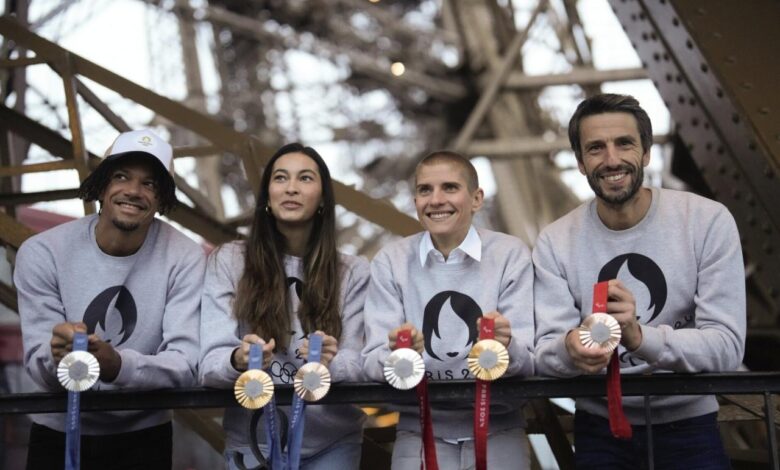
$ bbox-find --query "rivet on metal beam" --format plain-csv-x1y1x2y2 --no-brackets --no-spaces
700,64,709,73
731,114,740,124
716,88,724,98
759,107,770,115
746,194,755,207
696,7,707,15
763,242,773,255
732,189,741,200
762,222,772,235
732,170,741,180
726,56,737,64
672,17,679,27
686,40,694,49
718,164,727,174
765,165,776,178
769,287,779,299
740,82,754,90
712,32,722,40
748,215,757,227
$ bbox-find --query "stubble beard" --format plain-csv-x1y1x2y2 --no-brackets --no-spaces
111,218,141,232
587,163,644,206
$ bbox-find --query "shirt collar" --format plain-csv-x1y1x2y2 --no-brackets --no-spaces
419,225,482,267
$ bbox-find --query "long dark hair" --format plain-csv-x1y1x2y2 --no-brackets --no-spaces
233,143,342,348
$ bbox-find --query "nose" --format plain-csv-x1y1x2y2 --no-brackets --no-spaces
603,143,622,167
284,180,299,194
430,188,446,205
123,179,142,196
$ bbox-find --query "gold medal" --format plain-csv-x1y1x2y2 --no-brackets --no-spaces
293,362,331,402
468,339,509,381
579,313,622,352
234,369,274,409
384,348,425,390
57,350,100,392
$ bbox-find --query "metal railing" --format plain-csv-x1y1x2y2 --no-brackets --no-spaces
2,373,779,469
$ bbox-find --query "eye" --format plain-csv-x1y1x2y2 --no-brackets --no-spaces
417,186,431,195
443,183,459,192
143,181,157,189
112,173,128,181
272,174,287,182
300,174,314,182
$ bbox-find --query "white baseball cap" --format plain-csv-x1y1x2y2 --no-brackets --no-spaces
101,129,174,184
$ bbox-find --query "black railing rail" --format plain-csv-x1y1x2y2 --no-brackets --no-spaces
2,372,780,414
3,373,779,470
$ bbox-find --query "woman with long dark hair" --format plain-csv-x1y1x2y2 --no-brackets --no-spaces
200,143,369,469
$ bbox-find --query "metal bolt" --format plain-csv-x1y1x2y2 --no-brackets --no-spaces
762,221,772,234
740,82,753,89
763,242,773,254
760,107,770,115
765,165,775,178
726,56,737,64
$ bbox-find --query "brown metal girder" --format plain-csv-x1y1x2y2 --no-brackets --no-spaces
0,188,78,205
0,16,420,236
0,104,84,161
0,280,18,312
671,0,780,167
0,56,44,68
501,67,648,90
166,202,239,245
0,210,35,249
608,0,780,314
74,76,131,133
451,1,547,151
529,398,575,469
0,159,75,177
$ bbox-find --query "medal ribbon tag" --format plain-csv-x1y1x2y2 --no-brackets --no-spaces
592,282,632,440
395,330,438,470
64,332,89,470
286,334,323,470
474,318,494,470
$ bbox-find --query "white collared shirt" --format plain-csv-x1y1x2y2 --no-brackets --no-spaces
418,225,482,267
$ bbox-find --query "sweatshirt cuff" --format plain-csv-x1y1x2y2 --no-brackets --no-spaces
631,324,663,363
551,332,580,377
112,348,139,387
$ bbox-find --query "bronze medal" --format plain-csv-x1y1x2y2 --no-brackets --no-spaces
234,369,274,409
293,362,331,402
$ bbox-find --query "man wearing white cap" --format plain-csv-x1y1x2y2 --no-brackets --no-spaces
15,129,205,469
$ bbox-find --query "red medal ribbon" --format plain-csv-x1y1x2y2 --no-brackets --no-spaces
396,329,438,470
474,317,494,470
593,282,632,439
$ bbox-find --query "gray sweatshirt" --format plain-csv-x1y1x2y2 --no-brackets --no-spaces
199,241,369,457
15,214,205,434
362,228,535,440
534,187,745,424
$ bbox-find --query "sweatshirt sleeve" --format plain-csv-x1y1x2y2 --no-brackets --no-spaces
361,252,404,382
328,256,370,382
532,232,582,378
15,238,68,391
499,242,535,377
631,207,746,372
198,245,243,388
111,244,205,389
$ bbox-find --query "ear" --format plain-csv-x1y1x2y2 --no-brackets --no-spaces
471,188,484,213
642,149,651,168
577,158,586,176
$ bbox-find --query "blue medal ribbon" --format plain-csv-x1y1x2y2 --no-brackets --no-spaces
65,332,88,470
286,334,322,470
251,343,283,470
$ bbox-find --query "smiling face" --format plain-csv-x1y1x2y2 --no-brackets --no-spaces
577,112,650,206
267,152,323,230
414,161,483,254
99,160,160,233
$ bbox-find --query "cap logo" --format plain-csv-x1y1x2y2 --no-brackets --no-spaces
137,136,153,147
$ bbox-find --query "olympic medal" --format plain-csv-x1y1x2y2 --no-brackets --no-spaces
468,339,509,381
234,369,274,409
57,350,100,392
384,348,425,390
293,362,331,402
579,313,622,352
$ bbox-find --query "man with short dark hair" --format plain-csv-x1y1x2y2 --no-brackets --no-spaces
15,129,205,469
534,93,745,468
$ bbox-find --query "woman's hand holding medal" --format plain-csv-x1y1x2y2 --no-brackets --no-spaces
232,335,275,371
299,331,338,367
